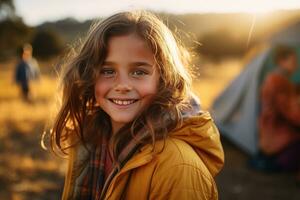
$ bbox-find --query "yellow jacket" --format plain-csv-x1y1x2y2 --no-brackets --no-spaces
62,112,224,200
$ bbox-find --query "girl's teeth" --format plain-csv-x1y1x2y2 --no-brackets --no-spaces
112,99,135,105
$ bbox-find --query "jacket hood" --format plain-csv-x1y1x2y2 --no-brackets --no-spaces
171,111,224,177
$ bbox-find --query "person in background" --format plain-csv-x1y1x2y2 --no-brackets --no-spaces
14,44,40,101
251,45,300,182
25,44,40,81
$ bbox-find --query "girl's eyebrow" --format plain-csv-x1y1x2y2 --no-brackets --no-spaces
103,61,154,68
102,61,116,66
130,61,153,68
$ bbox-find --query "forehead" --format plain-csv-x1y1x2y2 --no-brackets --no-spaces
105,34,154,61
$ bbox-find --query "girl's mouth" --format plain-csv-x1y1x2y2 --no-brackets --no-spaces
108,98,138,106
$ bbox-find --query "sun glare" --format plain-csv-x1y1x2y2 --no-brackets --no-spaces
14,0,300,26
244,7,273,18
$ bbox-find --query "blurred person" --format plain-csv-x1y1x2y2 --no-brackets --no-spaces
51,11,224,200
22,43,40,81
250,45,300,181
14,43,40,101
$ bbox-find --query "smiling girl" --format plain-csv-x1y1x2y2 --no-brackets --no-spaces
51,11,224,200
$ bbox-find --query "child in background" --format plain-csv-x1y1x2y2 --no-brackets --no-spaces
251,46,300,182
15,44,40,101
51,11,224,200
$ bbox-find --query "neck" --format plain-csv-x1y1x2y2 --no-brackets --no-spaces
111,120,125,135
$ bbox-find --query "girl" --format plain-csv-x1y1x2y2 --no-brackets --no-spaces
51,11,224,200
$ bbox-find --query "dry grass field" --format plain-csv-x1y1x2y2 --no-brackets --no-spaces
192,59,243,109
0,59,65,200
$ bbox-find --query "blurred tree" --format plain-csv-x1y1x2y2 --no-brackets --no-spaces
0,0,66,60
197,29,255,61
31,29,64,59
0,0,16,20
0,0,33,60
0,19,32,59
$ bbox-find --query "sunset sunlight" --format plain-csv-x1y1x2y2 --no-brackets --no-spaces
2,1,300,199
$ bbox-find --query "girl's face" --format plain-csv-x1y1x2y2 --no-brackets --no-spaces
95,33,160,133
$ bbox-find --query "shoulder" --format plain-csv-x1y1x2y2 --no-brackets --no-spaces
263,72,290,91
265,71,289,84
153,138,213,180
148,138,218,199
156,137,199,165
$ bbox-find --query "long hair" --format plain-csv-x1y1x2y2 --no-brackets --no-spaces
51,11,193,162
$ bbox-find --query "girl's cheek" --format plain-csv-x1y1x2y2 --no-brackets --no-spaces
94,80,109,100
136,80,158,97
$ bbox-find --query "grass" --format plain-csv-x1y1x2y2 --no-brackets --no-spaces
0,59,59,131
192,59,242,110
0,59,64,200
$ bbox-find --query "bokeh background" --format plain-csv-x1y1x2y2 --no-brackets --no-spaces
1,0,300,199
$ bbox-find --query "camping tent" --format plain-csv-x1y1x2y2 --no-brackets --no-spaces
211,21,300,155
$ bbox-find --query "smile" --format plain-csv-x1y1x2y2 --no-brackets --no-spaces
108,99,138,106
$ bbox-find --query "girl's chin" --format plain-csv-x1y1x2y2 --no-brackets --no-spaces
110,118,135,134
110,117,135,127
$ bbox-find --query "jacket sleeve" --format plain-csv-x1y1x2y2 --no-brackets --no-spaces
149,163,218,200
272,76,300,125
276,92,300,125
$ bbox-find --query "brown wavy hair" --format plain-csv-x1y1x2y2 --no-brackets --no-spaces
51,11,193,162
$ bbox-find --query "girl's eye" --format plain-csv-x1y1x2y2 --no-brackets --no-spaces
100,68,115,77
131,70,149,77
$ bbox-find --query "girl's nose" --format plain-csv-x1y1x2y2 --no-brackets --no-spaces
114,84,132,93
114,76,132,93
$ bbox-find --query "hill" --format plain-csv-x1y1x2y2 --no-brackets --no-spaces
35,10,300,47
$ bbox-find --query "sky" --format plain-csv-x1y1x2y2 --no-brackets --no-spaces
14,0,300,26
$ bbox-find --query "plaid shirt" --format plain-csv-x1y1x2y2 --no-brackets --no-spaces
79,135,108,200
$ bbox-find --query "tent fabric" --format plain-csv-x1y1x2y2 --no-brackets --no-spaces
211,21,300,155
211,49,270,155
